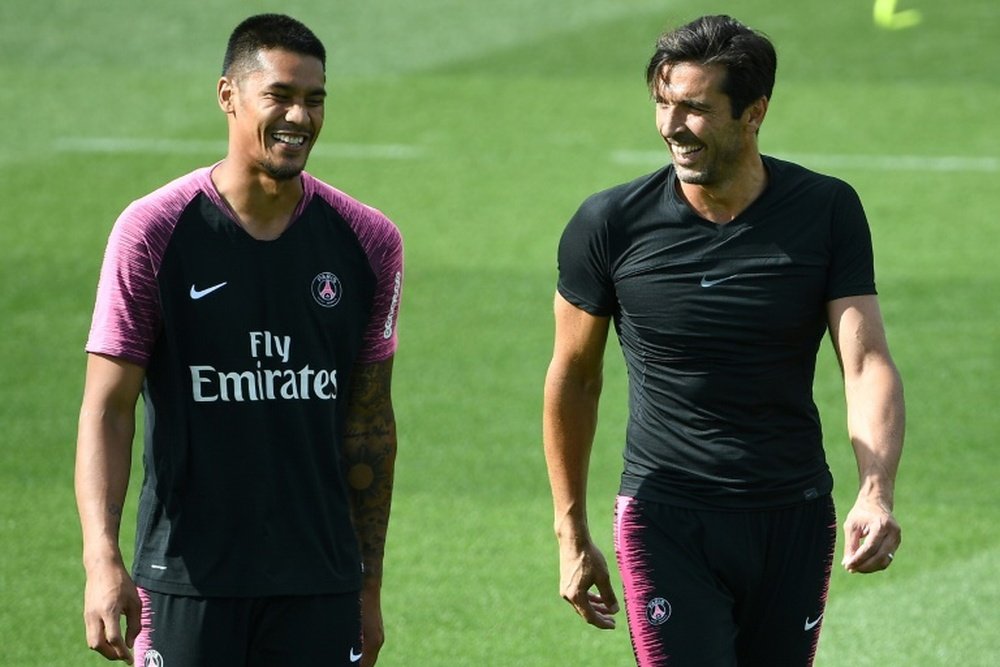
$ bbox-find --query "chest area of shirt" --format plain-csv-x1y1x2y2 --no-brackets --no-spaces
611,218,830,345
155,199,375,367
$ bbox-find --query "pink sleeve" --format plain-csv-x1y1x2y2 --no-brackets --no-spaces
353,206,404,364
86,170,206,365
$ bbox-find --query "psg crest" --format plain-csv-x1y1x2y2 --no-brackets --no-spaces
645,597,672,626
311,272,343,308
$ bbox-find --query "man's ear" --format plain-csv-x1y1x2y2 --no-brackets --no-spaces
218,77,236,114
745,95,769,132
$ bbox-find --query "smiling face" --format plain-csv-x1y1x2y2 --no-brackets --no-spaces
654,61,765,188
219,47,326,181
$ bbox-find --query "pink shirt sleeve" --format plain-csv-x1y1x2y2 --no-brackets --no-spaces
86,169,211,366
305,175,403,364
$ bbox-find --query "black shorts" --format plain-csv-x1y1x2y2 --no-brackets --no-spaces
613,495,837,667
133,589,362,667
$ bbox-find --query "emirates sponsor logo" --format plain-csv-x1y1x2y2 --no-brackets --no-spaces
189,331,338,402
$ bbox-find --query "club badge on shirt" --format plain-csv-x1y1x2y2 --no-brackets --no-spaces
311,272,343,308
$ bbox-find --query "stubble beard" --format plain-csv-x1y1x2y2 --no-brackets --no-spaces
673,139,743,187
674,164,712,185
259,157,306,182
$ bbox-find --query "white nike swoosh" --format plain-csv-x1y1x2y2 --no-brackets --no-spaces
189,282,228,300
349,648,363,663
700,274,740,288
804,614,824,631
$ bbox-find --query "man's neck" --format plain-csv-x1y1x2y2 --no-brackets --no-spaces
211,158,304,240
677,156,768,225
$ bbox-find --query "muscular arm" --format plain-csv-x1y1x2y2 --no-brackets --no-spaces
342,356,397,665
75,353,145,663
542,292,619,629
828,295,905,573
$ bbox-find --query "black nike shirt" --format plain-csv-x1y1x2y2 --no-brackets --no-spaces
87,167,403,595
557,156,875,508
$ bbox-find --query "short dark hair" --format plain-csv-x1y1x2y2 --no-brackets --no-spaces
222,13,326,77
645,15,776,119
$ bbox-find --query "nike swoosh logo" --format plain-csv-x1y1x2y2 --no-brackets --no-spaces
189,282,228,300
804,614,824,631
349,648,363,663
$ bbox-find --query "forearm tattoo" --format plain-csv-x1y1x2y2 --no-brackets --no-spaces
343,358,397,582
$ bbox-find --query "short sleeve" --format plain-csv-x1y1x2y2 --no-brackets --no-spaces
826,182,877,301
556,195,616,316
85,169,208,365
357,212,403,363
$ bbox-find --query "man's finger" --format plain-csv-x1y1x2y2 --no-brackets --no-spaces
594,580,619,616
579,603,616,629
574,588,617,629
844,519,900,572
85,613,133,663
105,622,134,664
125,597,143,649
841,520,869,567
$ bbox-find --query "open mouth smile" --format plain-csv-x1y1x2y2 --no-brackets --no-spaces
271,131,308,147
670,142,704,163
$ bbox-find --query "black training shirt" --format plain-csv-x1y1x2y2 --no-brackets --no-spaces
557,156,875,508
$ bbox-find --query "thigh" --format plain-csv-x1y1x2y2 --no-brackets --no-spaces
248,592,362,667
736,496,837,667
614,496,738,667
134,588,251,667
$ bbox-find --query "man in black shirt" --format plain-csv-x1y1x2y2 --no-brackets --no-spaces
543,15,904,666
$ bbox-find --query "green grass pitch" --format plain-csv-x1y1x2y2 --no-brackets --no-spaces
0,0,997,664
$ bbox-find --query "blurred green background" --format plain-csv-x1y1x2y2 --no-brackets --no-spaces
0,0,997,664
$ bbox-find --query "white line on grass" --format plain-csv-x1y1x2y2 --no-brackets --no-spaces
611,149,999,173
52,137,424,160
51,139,998,173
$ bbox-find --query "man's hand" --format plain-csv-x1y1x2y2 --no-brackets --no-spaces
842,494,901,573
83,560,142,663
558,538,620,629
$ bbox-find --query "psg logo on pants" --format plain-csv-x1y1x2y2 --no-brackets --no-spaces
646,597,672,626
312,272,343,308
